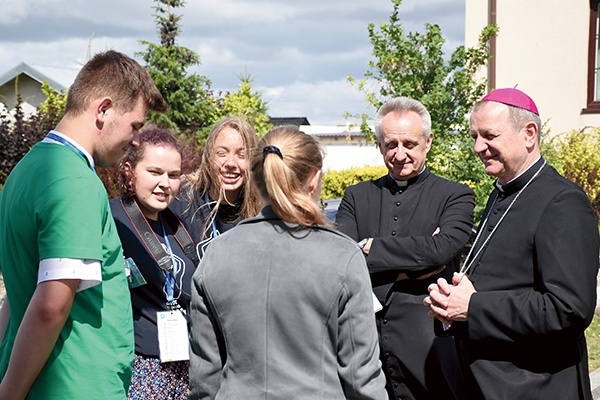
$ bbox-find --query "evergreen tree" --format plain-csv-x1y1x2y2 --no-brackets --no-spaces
137,0,218,136
220,73,272,138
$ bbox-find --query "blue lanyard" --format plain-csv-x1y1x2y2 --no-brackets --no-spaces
160,215,179,307
46,132,96,173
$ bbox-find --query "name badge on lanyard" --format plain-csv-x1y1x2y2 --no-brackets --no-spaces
157,309,189,362
156,216,189,362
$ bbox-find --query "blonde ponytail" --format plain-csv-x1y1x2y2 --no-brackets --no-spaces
252,126,330,227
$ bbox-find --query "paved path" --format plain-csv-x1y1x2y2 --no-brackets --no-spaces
592,368,600,399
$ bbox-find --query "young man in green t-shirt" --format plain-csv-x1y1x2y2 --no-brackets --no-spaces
0,50,167,399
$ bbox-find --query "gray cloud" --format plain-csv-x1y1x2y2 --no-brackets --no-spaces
0,0,466,125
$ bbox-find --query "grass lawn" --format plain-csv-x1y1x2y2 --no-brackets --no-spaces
586,312,600,372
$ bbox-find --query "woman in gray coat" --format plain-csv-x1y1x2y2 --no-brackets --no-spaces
189,126,388,400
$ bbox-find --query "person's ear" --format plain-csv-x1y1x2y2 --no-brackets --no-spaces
425,131,434,152
523,121,538,149
308,169,322,197
96,98,113,124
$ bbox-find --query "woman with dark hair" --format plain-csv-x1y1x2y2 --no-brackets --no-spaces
170,117,262,259
110,126,196,399
189,126,388,400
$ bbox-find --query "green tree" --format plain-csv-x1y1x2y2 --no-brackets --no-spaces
220,73,272,137
36,81,67,135
137,0,218,136
348,0,498,220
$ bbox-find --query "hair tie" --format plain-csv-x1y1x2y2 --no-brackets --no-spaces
262,145,283,162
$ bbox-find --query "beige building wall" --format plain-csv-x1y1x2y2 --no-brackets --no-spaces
465,0,600,136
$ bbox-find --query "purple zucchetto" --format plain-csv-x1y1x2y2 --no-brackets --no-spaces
480,87,539,116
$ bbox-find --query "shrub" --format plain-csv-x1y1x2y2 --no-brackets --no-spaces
321,165,388,200
0,83,65,186
0,98,47,185
542,128,600,218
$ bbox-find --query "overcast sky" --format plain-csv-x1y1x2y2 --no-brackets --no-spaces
0,0,465,126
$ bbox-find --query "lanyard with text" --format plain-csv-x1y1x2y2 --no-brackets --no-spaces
157,219,189,362
160,215,180,309
45,131,96,173
120,196,197,306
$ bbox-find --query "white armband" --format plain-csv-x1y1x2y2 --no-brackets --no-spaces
39,258,102,292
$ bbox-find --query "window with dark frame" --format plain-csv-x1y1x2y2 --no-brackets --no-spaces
584,0,600,113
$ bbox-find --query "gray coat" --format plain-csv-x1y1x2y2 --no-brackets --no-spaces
189,206,388,400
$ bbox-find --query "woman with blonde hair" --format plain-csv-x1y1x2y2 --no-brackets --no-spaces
189,125,387,400
170,117,261,259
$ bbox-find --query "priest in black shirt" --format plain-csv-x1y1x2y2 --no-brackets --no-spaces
336,96,475,400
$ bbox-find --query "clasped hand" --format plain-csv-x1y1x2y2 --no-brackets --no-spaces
423,272,476,327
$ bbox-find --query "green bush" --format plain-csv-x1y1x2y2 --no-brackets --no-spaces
542,129,600,218
321,165,388,200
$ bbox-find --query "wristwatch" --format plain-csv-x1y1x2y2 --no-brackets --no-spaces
358,238,369,250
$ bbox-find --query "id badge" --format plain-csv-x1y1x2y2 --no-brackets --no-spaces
125,258,147,288
157,310,190,362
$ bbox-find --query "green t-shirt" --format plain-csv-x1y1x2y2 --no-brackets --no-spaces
0,142,134,399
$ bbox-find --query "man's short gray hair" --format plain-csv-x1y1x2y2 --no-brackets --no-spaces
374,97,432,141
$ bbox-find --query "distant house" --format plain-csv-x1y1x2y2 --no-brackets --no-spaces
0,62,78,114
300,125,383,172
465,0,600,135
269,117,382,171
269,117,310,126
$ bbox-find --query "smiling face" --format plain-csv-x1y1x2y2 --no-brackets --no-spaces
128,144,182,220
96,96,147,168
378,111,432,181
212,127,247,202
469,102,539,185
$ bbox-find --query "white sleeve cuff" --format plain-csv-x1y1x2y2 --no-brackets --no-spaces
38,258,102,292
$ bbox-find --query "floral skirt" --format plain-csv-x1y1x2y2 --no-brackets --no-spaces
128,353,189,399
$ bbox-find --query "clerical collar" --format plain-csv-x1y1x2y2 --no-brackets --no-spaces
389,166,427,187
392,177,409,187
495,156,543,194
